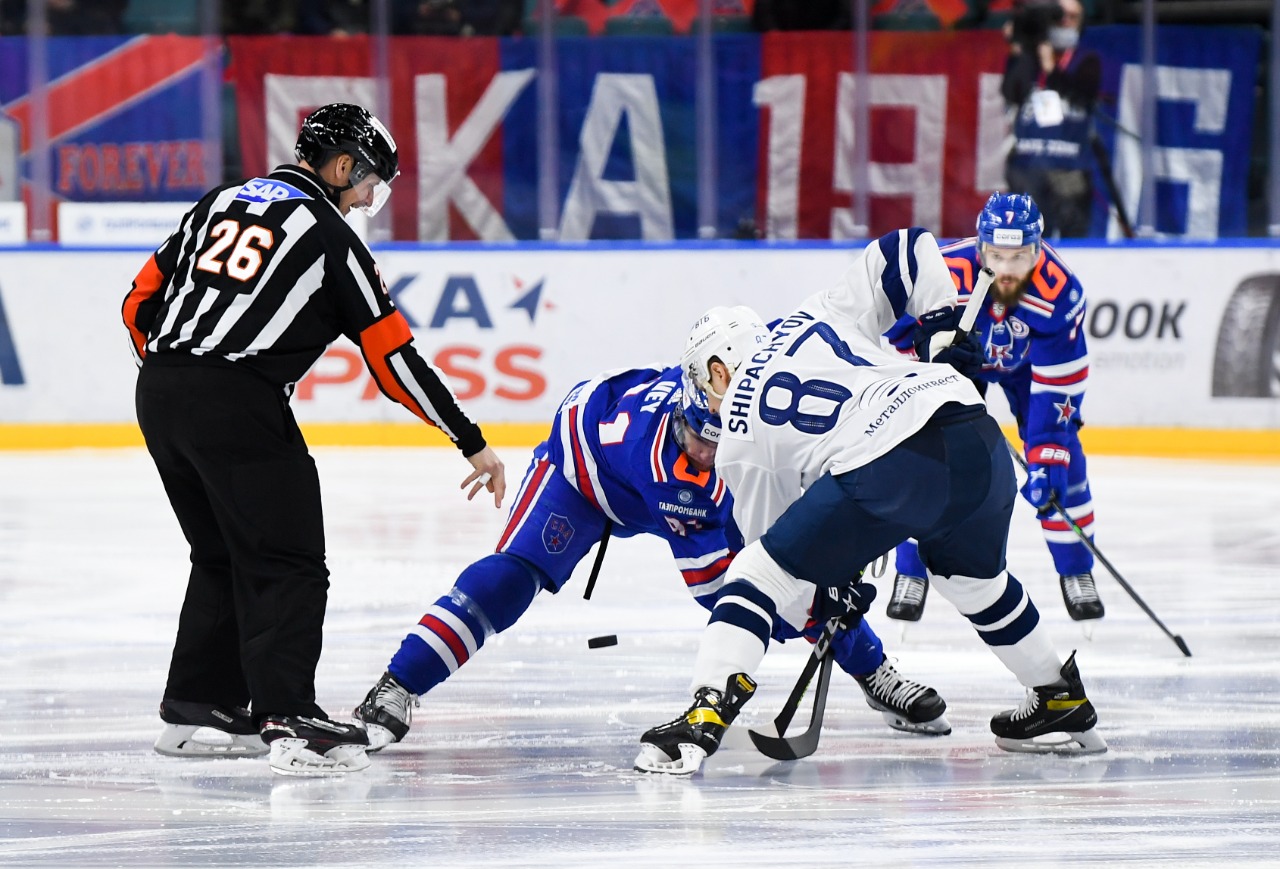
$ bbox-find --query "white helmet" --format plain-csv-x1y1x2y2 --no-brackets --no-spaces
680,305,769,401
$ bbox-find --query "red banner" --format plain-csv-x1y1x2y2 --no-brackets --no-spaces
229,36,504,241
759,30,1008,239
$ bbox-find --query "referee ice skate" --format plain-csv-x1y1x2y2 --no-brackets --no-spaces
123,103,506,776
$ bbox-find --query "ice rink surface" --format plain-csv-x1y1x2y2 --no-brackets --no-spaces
1,446,1277,867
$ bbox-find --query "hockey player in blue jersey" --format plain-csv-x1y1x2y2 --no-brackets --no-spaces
884,192,1104,624
635,228,1105,776
354,306,951,750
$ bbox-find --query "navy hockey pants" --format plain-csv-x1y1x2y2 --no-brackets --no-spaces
761,408,1017,586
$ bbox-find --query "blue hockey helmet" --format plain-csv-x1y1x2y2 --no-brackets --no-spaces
672,374,720,473
977,192,1043,254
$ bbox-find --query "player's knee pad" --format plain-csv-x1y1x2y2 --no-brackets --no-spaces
724,539,811,618
451,553,546,638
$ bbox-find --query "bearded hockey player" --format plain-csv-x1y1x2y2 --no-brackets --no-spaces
886,192,1104,624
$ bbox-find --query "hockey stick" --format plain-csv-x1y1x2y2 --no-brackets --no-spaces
747,615,842,761
581,520,613,601
1005,439,1192,657
956,266,994,341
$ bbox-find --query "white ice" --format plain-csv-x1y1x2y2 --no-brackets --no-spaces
1,447,1277,867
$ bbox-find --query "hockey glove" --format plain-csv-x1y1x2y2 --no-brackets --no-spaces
912,306,963,361
815,580,878,625
1021,444,1071,512
932,332,985,378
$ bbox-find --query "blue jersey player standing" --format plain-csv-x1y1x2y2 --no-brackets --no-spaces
885,192,1103,624
354,306,950,750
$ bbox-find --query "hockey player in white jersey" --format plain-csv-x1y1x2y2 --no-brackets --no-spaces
634,227,1106,776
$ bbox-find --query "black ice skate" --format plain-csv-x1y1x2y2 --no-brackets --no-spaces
634,673,757,775
354,671,418,750
886,573,928,621
154,699,268,758
1060,572,1105,621
990,652,1107,754
259,714,371,776
855,656,951,735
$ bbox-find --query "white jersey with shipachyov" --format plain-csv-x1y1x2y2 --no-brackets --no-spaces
717,228,987,545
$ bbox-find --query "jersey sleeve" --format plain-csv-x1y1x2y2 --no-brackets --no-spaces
828,228,958,339
666,530,737,609
120,215,186,364
334,241,486,456
1024,278,1089,447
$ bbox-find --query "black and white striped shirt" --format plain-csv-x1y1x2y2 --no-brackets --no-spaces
123,165,486,456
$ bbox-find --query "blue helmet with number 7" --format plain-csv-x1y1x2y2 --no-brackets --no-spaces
977,192,1043,255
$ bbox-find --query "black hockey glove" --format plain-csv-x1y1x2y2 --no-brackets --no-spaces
815,580,878,625
933,331,985,378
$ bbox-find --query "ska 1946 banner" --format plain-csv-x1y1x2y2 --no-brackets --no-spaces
227,27,1259,243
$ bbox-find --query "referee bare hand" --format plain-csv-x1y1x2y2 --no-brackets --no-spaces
462,446,506,508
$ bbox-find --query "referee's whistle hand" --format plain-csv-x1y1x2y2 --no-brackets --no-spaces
462,446,506,509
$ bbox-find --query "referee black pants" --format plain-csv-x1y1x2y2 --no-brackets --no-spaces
136,361,329,722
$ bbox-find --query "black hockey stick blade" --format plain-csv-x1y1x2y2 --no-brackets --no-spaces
748,651,835,761
754,614,840,738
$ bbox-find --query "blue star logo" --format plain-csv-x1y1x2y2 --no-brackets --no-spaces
510,278,546,323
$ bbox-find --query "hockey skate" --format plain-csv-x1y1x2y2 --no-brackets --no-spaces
854,656,951,735
154,699,268,758
634,673,757,776
353,671,418,751
259,714,371,776
886,573,928,621
1060,573,1105,621
990,652,1107,754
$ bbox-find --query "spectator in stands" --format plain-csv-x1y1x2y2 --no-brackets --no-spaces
752,0,848,30
394,0,463,35
1,0,128,34
297,0,368,35
223,0,296,34
1001,0,1101,238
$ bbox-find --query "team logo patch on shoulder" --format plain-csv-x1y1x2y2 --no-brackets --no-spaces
542,514,575,554
235,178,311,204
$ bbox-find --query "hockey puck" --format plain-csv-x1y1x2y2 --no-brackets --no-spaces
587,634,618,649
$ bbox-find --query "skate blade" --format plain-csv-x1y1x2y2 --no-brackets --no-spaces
995,728,1108,755
633,742,706,776
880,710,952,736
268,738,371,776
154,724,268,759
363,723,398,753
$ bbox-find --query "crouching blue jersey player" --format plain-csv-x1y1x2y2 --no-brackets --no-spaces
355,306,950,749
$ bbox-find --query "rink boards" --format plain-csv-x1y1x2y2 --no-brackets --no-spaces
1,242,1279,456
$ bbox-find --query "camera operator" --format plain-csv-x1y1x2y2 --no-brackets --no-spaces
1001,0,1101,238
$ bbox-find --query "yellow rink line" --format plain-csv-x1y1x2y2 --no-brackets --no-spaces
0,422,1277,461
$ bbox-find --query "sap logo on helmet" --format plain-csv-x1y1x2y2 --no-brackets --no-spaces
236,178,311,204
993,228,1024,246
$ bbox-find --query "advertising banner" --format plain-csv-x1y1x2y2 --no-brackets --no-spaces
3,245,1280,432
0,36,212,205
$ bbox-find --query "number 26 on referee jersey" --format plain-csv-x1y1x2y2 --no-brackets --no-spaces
196,219,276,283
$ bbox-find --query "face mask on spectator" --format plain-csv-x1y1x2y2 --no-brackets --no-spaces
1049,26,1079,51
